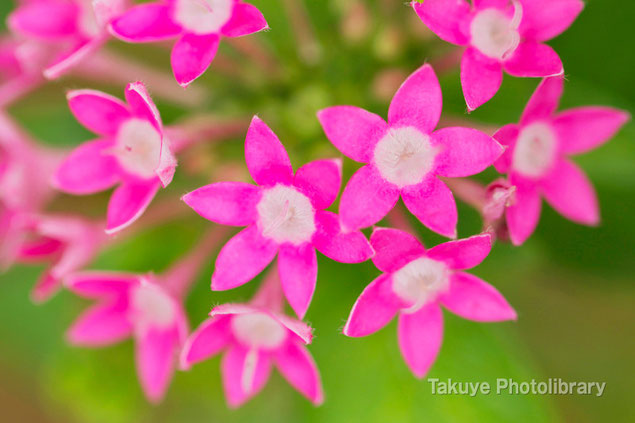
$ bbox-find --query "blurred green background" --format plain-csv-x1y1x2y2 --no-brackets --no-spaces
0,0,633,422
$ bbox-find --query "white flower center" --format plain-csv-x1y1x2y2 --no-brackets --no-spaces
114,118,162,179
392,257,449,312
173,0,233,34
470,8,520,60
231,312,287,350
373,126,437,188
257,184,316,245
512,122,558,178
131,282,177,329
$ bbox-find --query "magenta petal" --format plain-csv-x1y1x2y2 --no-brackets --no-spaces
212,226,278,290
54,139,121,195
554,107,630,155
8,1,78,39
520,76,564,125
518,0,584,42
402,178,457,238
31,272,61,303
182,182,260,226
426,233,492,270
503,42,563,77
109,3,182,42
411,0,471,45
388,64,442,134
293,159,342,210
338,165,399,230
492,124,519,174
221,2,269,37
67,302,132,346
171,32,220,87
278,243,318,319
245,116,294,186
106,180,160,234
473,0,509,8
65,272,136,298
540,159,599,225
312,211,374,263
439,272,517,321
317,106,388,163
506,174,541,245
343,274,402,337
221,346,272,408
180,316,230,369
125,82,163,131
273,342,323,405
369,227,426,273
460,48,503,111
433,127,503,177
44,38,104,80
397,302,443,378
135,327,179,403
67,90,131,136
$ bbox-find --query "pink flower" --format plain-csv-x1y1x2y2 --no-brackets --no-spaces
318,64,503,237
183,116,373,318
53,82,176,234
493,75,630,245
66,271,188,403
110,0,268,87
344,228,516,377
412,0,583,110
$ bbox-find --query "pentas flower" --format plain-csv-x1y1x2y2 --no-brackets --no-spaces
412,0,583,110
183,116,373,318
344,228,516,378
180,273,323,407
54,82,176,234
318,64,503,237
493,75,630,245
110,0,268,87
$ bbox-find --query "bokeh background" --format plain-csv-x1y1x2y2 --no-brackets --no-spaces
0,0,633,422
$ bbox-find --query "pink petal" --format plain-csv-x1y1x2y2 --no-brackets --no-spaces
397,302,443,378
53,139,121,195
182,182,261,226
278,243,317,319
44,38,105,80
426,233,492,270
503,42,563,78
338,165,399,230
518,0,584,42
411,0,471,45
433,127,503,177
506,174,541,245
245,116,293,186
180,316,230,369
317,106,388,163
293,159,342,210
540,159,599,225
8,1,78,39
19,237,63,260
31,272,61,303
65,272,137,298
369,227,425,273
135,327,180,403
554,107,630,155
312,211,374,263
156,140,176,187
388,64,442,134
492,124,519,174
520,76,564,125
221,346,272,408
125,82,163,131
211,226,278,290
171,32,220,88
221,2,269,38
67,90,131,136
67,301,132,346
401,177,457,238
275,314,313,345
106,180,160,234
273,341,323,405
109,3,182,42
440,272,516,321
343,274,402,337
460,47,503,111
473,0,510,8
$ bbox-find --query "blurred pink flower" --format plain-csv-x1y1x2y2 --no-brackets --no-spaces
412,0,583,110
183,116,373,318
493,75,630,245
344,228,516,378
110,0,268,87
54,82,176,234
318,64,503,237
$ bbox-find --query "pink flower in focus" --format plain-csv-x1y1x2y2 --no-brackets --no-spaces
412,0,583,110
183,116,373,318
493,75,630,245
54,82,176,234
110,0,268,87
344,228,516,377
318,64,503,237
